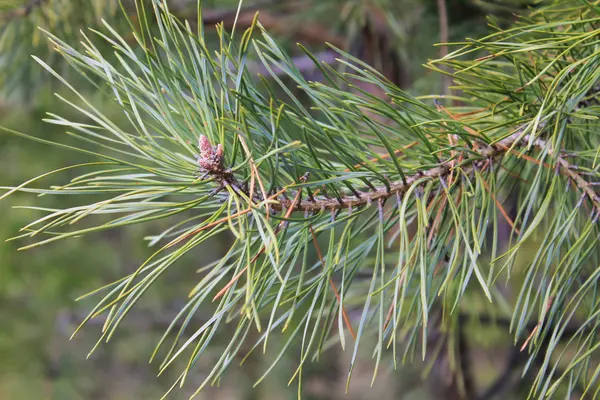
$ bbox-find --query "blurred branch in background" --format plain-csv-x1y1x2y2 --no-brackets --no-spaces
0,0,416,100
195,2,347,48
436,0,450,95
0,0,45,21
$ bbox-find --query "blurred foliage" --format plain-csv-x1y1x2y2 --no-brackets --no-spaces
0,0,124,97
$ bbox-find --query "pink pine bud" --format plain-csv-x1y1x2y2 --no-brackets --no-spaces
199,135,213,159
197,135,224,172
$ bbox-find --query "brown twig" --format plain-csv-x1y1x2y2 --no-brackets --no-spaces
309,226,357,340
436,0,451,96
197,8,345,48
557,157,600,209
202,130,599,216
480,175,520,235
197,0,296,25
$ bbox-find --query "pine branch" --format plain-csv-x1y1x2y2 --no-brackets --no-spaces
202,127,599,214
4,1,600,397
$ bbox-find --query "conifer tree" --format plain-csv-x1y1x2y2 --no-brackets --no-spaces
1,0,599,398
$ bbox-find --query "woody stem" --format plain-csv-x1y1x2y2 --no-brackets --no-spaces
208,131,599,214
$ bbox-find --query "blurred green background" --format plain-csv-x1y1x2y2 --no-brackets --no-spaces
0,1,535,399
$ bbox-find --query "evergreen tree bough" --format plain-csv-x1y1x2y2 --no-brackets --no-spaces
1,0,600,398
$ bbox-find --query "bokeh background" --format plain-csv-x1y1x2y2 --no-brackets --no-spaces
0,1,537,399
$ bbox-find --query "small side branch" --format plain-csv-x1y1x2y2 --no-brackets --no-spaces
557,157,600,210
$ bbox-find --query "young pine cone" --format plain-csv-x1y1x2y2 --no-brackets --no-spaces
197,135,224,172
